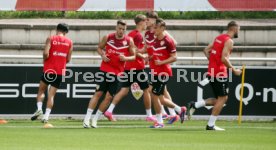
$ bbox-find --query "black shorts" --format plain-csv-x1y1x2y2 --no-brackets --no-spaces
150,75,169,96
95,72,119,97
41,73,63,88
208,76,229,98
120,70,149,90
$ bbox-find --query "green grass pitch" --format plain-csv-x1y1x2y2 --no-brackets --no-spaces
0,119,275,150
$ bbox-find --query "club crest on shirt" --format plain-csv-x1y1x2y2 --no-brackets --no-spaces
145,35,149,39
160,41,165,46
109,40,114,44
123,41,127,46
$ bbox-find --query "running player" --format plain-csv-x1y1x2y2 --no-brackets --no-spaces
186,21,242,131
103,14,156,122
31,23,73,123
83,20,136,128
145,11,179,124
149,18,186,128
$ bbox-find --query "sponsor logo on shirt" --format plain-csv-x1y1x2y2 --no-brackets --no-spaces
107,49,124,55
109,40,114,44
215,39,222,44
53,41,70,47
153,52,163,56
53,51,67,57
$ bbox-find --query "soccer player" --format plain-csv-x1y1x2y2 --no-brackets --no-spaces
186,21,242,131
31,23,73,123
149,18,186,128
83,20,136,128
103,14,156,122
145,11,179,124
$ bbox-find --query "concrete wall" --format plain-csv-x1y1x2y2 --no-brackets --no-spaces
1,24,276,46
0,22,275,66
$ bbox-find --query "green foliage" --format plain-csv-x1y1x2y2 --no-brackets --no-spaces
0,11,276,19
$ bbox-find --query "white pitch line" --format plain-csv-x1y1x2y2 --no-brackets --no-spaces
1,125,275,130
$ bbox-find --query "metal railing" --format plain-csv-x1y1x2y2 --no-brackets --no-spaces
0,55,276,62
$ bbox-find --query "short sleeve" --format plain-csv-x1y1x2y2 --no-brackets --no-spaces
166,38,176,53
134,33,144,49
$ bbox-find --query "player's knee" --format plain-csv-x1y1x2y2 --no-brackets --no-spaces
218,95,228,103
159,99,166,105
95,91,103,98
37,93,45,100
105,94,113,101
121,88,129,95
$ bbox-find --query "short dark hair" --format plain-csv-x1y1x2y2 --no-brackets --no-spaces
134,14,147,24
57,23,69,33
146,11,158,19
117,19,127,26
156,18,166,27
227,21,239,30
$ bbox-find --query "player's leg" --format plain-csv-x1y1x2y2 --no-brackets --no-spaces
187,77,219,120
158,95,186,124
164,87,180,124
137,71,156,122
155,77,186,124
149,84,168,119
95,74,120,123
187,98,217,120
149,76,164,128
31,80,48,121
83,75,108,128
83,90,104,128
151,93,164,128
206,96,228,131
206,77,229,131
41,85,58,123
92,92,113,128
143,88,156,122
104,87,129,121
164,87,177,117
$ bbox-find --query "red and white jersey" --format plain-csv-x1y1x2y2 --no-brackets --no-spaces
43,35,72,76
145,30,156,69
149,35,176,76
100,33,131,75
208,34,232,78
125,29,145,70
145,30,155,46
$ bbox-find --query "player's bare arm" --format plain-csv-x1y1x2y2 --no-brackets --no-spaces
43,37,51,61
203,43,213,60
119,38,136,61
66,42,73,63
155,52,177,66
97,35,110,62
221,39,242,76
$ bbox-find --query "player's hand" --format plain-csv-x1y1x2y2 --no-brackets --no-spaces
155,60,163,66
119,55,127,61
101,54,110,62
233,68,242,76
143,55,149,61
